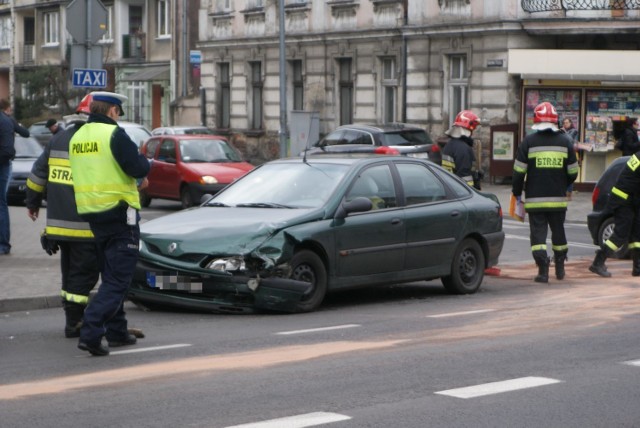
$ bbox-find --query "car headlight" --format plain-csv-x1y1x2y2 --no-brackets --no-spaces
206,256,246,273
200,176,218,184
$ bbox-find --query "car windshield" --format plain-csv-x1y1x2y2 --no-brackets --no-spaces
29,124,50,135
15,137,43,157
179,139,242,163
380,130,433,146
210,162,349,209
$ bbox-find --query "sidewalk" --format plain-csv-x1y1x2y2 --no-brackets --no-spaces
0,183,593,313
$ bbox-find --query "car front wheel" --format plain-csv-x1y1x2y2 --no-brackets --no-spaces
139,191,151,208
441,238,485,294
180,186,194,209
289,250,327,313
598,217,628,259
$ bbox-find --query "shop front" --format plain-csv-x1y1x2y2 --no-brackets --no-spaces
508,49,640,191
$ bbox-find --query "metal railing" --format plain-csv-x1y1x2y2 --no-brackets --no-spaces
522,0,640,12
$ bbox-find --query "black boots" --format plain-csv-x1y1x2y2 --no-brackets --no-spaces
589,248,612,278
63,301,86,338
554,252,567,280
534,257,550,283
633,250,640,277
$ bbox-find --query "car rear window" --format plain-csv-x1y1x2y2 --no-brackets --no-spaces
380,130,433,146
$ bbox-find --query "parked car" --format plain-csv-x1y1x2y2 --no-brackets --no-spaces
28,121,63,147
151,126,218,136
139,134,254,209
587,155,630,259
304,123,442,164
7,136,43,205
128,155,505,314
119,121,152,149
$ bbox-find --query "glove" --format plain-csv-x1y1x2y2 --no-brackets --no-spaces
40,231,59,256
516,195,522,203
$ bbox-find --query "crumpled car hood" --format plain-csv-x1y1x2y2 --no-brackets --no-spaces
140,207,318,257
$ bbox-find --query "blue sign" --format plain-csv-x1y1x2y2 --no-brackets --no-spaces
72,68,107,88
190,50,202,64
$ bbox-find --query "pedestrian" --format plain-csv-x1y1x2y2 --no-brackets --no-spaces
589,151,640,278
45,118,61,136
68,91,150,356
441,110,482,189
616,118,640,157
561,118,580,200
512,102,579,283
0,98,30,255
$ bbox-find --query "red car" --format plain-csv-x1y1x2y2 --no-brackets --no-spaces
140,134,254,208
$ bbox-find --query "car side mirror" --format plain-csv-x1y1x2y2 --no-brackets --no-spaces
334,197,373,219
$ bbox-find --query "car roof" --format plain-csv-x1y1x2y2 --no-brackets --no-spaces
146,134,227,141
277,154,415,167
334,123,425,133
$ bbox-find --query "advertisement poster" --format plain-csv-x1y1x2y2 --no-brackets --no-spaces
492,131,514,160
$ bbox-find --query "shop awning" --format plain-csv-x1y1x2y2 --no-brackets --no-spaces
508,49,640,81
121,65,170,82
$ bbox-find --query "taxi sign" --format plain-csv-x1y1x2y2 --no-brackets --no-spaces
72,68,107,88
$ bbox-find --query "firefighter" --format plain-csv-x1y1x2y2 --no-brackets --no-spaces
26,97,99,338
69,91,150,357
589,151,640,277
512,101,579,283
442,110,482,189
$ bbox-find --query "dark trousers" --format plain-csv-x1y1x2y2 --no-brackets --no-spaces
58,240,100,305
529,211,568,263
79,224,140,345
606,198,640,251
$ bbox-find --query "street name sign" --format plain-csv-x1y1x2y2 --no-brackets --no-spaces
72,68,107,88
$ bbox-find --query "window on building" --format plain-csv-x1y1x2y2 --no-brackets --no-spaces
0,16,10,49
381,57,397,123
158,0,170,38
126,83,146,125
247,0,264,8
291,60,304,111
218,63,231,129
43,11,59,45
448,54,468,125
249,62,263,130
216,0,232,10
100,5,114,43
339,58,353,125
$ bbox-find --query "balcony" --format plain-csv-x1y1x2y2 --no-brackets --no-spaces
122,33,145,61
19,43,34,65
522,0,640,12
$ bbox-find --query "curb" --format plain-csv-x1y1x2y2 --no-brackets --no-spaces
0,295,62,313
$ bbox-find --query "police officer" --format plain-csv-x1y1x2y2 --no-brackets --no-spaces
512,102,579,283
25,97,98,338
442,110,482,189
589,151,640,277
69,91,150,357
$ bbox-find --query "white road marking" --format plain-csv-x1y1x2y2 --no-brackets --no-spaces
622,359,640,367
427,309,496,318
225,412,351,428
110,344,192,355
505,234,597,249
276,324,361,335
435,376,562,399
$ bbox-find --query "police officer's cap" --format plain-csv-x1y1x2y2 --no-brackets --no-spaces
90,91,128,116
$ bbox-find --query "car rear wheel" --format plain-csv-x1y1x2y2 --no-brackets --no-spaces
139,191,152,208
598,217,628,259
441,238,485,294
180,186,194,209
289,250,327,313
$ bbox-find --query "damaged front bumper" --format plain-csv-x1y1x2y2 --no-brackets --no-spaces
128,259,312,314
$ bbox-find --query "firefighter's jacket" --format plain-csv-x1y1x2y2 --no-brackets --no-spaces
611,152,640,205
512,129,579,212
442,136,475,186
26,123,94,241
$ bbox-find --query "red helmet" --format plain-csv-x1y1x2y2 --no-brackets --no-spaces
76,94,93,114
453,110,480,131
533,102,558,124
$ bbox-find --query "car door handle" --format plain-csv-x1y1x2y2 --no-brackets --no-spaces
450,210,461,217
391,218,402,225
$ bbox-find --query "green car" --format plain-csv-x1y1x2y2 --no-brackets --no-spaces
129,155,504,313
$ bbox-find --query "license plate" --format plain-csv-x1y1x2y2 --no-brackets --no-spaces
146,271,203,293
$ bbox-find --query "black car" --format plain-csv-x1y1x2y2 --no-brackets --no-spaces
304,123,442,164
7,136,44,205
587,156,629,259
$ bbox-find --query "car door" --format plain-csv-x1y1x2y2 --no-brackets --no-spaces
395,161,467,275
334,164,405,279
152,138,181,199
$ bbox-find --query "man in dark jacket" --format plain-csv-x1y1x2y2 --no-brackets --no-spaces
617,118,640,157
589,151,640,277
441,110,481,189
69,91,150,357
512,102,579,283
0,98,30,255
